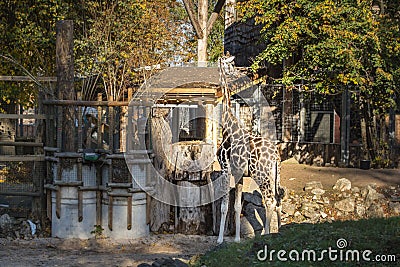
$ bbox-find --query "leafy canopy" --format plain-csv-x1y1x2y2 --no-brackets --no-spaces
238,0,400,109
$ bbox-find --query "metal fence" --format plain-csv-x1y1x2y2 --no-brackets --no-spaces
0,106,46,220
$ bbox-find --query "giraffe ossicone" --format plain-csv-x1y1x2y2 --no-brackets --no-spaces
216,55,285,244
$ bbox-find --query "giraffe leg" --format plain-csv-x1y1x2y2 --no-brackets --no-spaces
217,192,229,244
234,183,243,242
263,199,274,235
276,205,282,229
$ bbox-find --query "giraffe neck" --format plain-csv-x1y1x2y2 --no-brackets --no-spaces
222,106,247,138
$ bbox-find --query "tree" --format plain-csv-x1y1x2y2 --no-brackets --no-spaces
0,0,64,107
183,0,225,65
238,0,400,166
75,0,189,101
0,0,192,104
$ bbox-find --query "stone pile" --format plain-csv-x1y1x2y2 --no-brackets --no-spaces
0,214,47,240
239,178,400,235
281,178,400,225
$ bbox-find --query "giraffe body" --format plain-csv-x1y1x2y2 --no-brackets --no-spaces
216,56,284,244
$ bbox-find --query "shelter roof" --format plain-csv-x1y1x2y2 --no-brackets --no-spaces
138,67,221,104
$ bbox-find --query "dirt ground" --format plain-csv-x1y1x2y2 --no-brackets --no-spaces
0,160,399,267
280,158,400,191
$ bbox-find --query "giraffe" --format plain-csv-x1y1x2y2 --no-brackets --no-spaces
216,55,285,244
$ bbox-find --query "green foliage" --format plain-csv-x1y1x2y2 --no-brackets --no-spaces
90,224,104,239
0,0,63,107
238,0,400,111
0,0,194,104
75,0,191,100
207,1,225,63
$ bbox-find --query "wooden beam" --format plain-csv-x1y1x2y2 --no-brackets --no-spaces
0,76,57,82
42,99,152,107
0,141,43,147
0,114,48,119
153,87,218,94
0,191,41,197
0,155,45,162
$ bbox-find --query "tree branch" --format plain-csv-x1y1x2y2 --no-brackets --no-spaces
182,0,204,39
206,0,225,34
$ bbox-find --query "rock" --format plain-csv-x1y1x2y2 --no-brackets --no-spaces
363,185,386,208
20,221,33,239
138,264,152,267
293,211,305,223
303,209,320,221
300,202,320,211
389,202,400,214
240,216,255,238
304,181,323,191
151,258,188,267
282,202,297,216
300,202,320,222
313,155,324,166
366,203,385,218
243,203,265,232
333,178,352,191
0,214,13,233
355,204,366,217
334,198,355,212
340,191,352,198
311,188,325,196
320,211,328,219
243,191,263,207
352,187,360,193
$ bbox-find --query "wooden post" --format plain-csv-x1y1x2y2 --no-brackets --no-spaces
389,104,396,167
282,86,293,142
108,195,113,230
97,94,103,148
56,20,76,152
96,93,103,225
127,196,132,230
340,88,351,166
108,106,114,182
77,91,83,221
299,89,306,142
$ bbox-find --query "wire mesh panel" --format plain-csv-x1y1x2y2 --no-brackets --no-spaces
0,159,45,218
0,104,46,219
111,159,131,183
260,84,341,144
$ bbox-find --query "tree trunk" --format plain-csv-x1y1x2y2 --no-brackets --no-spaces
360,114,368,159
183,0,225,66
282,59,293,142
56,20,76,152
198,0,208,66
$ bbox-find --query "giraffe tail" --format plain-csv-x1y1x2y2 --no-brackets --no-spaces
274,161,286,207
274,161,285,230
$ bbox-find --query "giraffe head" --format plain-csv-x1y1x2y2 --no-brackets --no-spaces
218,55,235,112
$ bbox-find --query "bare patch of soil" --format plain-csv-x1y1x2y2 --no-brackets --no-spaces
281,158,400,191
0,234,224,266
